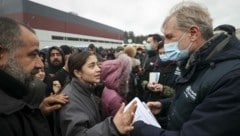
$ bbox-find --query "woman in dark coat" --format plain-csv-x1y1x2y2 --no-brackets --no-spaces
57,52,137,136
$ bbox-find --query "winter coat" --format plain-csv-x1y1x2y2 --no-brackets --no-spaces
101,54,132,117
44,46,65,95
143,55,177,102
0,70,51,136
101,88,125,118
57,78,121,136
131,29,240,136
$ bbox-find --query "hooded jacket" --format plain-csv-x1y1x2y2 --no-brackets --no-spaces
100,54,132,117
0,70,51,136
44,46,66,95
45,46,65,75
131,26,240,136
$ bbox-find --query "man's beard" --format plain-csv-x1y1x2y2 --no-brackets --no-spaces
3,56,34,88
51,59,62,67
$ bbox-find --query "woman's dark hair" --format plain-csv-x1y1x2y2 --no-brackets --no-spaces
147,34,164,50
68,51,94,78
157,37,165,50
39,51,46,63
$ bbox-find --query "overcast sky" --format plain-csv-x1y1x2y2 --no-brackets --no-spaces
29,0,240,36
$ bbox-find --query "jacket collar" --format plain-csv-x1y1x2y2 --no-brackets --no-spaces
71,78,95,97
0,70,28,114
177,32,240,83
0,70,28,99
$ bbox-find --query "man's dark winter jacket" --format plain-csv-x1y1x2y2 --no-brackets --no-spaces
131,27,240,136
0,70,51,136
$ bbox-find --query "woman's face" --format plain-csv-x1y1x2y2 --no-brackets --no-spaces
34,68,45,81
76,55,101,84
52,80,61,94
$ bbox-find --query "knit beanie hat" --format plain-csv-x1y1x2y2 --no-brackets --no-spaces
124,46,136,58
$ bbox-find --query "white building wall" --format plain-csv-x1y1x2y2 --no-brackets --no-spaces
35,29,123,49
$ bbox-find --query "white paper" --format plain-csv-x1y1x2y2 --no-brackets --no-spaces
149,72,160,83
124,97,161,128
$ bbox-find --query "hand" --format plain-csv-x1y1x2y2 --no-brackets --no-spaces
147,82,163,92
39,93,69,115
113,101,137,134
152,83,163,92
147,101,162,115
147,82,156,90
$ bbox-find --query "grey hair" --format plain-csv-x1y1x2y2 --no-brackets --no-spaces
0,17,22,55
162,1,213,40
0,17,36,84
0,17,35,55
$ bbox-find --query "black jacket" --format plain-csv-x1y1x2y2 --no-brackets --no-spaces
131,29,240,136
0,70,51,136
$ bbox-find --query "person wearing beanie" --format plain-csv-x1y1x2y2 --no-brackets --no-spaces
101,53,132,118
124,46,140,66
123,46,143,102
124,46,136,58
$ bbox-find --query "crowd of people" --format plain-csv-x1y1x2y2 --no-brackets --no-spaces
1,1,240,136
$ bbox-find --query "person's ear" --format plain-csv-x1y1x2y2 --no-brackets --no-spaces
0,45,6,59
74,69,82,79
0,45,9,69
189,25,200,42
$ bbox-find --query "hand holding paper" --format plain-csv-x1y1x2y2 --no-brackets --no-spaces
124,97,161,128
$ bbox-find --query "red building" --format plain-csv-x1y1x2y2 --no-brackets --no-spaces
0,0,124,48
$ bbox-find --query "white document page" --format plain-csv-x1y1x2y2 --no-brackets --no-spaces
124,97,161,128
149,72,160,83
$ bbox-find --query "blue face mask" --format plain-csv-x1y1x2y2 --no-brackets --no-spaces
159,42,190,61
145,43,152,51
159,32,191,61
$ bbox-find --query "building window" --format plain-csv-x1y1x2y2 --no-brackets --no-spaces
67,37,79,41
52,35,64,40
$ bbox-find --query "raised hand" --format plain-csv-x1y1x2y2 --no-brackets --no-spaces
113,101,137,134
